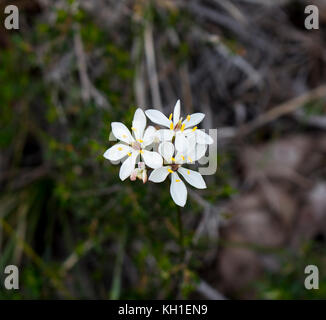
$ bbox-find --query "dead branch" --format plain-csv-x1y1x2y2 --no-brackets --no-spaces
237,83,326,136
144,21,163,111
74,24,111,110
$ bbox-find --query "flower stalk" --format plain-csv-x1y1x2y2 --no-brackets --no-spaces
176,206,184,259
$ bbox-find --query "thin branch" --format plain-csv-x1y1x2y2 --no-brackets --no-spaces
74,25,91,102
0,218,73,298
237,83,326,136
133,36,147,108
144,21,163,111
74,24,111,110
196,279,227,300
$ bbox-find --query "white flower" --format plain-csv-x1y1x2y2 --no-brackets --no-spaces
145,99,213,153
148,141,207,207
103,108,163,181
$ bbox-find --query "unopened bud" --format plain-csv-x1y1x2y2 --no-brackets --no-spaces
138,162,145,170
130,169,138,181
142,170,148,184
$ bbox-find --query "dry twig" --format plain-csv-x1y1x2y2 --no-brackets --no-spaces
237,84,326,136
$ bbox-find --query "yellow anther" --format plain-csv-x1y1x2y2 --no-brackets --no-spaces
169,113,173,121
169,122,174,130
127,152,132,156
186,115,191,121
192,126,197,132
118,147,123,151
187,170,190,174
188,157,193,163
175,179,181,182
139,150,144,154
137,139,143,143
171,157,176,162
168,169,173,174
131,127,137,131
181,155,185,161
180,124,185,132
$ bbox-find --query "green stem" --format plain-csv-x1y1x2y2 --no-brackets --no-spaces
176,206,185,297
177,206,184,259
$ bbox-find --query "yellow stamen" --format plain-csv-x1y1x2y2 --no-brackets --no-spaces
118,147,123,151
180,123,185,132
192,126,197,132
181,155,185,161
187,170,190,174
169,122,174,130
171,157,176,162
139,150,144,154
137,139,143,143
175,179,181,182
186,115,191,121
168,169,173,174
169,113,173,121
188,157,193,163
131,127,136,131
127,152,131,156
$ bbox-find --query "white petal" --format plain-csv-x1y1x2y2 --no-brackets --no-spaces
142,150,163,169
119,151,138,181
148,166,171,183
193,143,208,161
173,99,181,126
145,109,170,128
155,129,175,142
175,132,190,153
186,131,196,144
132,108,147,140
195,129,214,144
112,122,134,144
183,113,205,129
183,129,193,135
142,126,156,147
184,137,207,162
178,167,206,189
103,144,132,161
170,172,187,207
158,142,174,163
174,152,187,164
175,144,205,165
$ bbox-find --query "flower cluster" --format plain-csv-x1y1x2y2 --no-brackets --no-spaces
104,100,213,206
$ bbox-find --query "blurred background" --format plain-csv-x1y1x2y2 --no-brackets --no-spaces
0,0,326,299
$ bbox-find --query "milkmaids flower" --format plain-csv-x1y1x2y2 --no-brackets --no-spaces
148,141,207,207
103,108,163,181
145,99,213,153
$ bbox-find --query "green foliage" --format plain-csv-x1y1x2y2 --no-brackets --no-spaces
2,0,322,301
303,99,326,116
255,241,326,299
0,3,211,299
